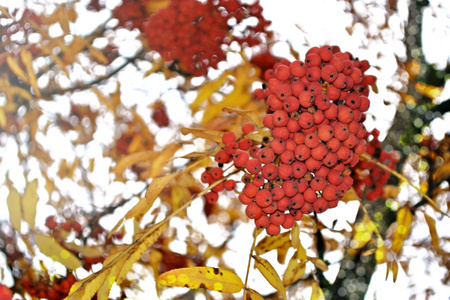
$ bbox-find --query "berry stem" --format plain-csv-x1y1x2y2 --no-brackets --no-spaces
360,153,449,218
243,227,261,298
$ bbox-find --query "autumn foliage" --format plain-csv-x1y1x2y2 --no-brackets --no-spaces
0,1,449,300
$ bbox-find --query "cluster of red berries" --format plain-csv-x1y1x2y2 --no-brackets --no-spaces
113,0,151,31
201,45,376,235
20,273,76,300
352,129,399,200
144,0,270,76
45,215,83,235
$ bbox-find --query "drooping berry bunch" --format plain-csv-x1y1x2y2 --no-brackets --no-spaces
19,273,76,300
201,45,375,235
113,0,151,31
352,129,399,200
144,0,271,76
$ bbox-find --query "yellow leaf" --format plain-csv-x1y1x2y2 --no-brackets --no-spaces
424,213,440,252
97,256,127,300
307,257,328,272
6,86,33,101
434,162,450,183
7,185,22,231
148,143,182,178
116,222,168,284
245,288,264,300
310,281,325,300
252,255,286,300
35,233,82,269
112,150,155,175
86,43,109,65
283,251,306,286
384,185,400,198
291,222,300,250
40,43,70,77
222,107,260,127
415,82,442,99
191,71,230,112
391,205,413,254
63,242,103,259
391,259,399,283
180,127,224,143
375,237,388,264
7,55,29,84
67,269,110,300
20,49,41,98
341,187,360,202
0,5,13,18
125,172,179,221
255,232,291,256
21,179,39,229
157,266,243,293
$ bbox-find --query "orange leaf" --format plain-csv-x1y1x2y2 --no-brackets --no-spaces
112,150,155,175
307,257,328,272
157,266,243,293
391,259,399,283
191,71,231,112
252,255,286,300
424,213,440,252
148,143,182,178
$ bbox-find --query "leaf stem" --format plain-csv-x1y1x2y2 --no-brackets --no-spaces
243,227,260,299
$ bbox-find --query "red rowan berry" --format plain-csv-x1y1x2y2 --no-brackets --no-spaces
270,210,287,225
264,69,274,80
270,138,286,154
329,57,344,72
310,176,327,191
285,139,296,152
225,142,238,155
233,150,250,168
253,174,265,187
258,147,275,164
238,138,252,151
243,183,259,198
304,133,320,148
307,82,323,96
327,169,343,185
353,139,366,154
255,215,270,229
271,126,290,140
291,208,304,220
336,145,351,161
215,149,230,164
305,157,322,172
305,53,322,67
318,45,333,61
266,223,281,235
224,179,236,191
356,124,367,139
277,196,292,211
267,94,284,111
282,214,296,229
293,132,305,144
262,202,278,214
205,191,219,204
274,64,291,81
321,64,338,83
267,78,281,93
326,138,341,153
253,88,265,100
315,96,331,114
222,132,236,144
291,80,306,97
275,84,292,100
311,143,329,161
212,182,225,192
324,103,338,120
342,59,354,75
263,114,274,129
210,167,224,180
322,151,338,168
294,144,311,161
352,109,362,122
348,120,360,134
242,122,256,134
255,189,273,208
282,179,298,197
342,176,353,187
262,163,278,180
297,178,308,194
272,110,289,127
345,93,361,109
317,124,334,142
344,76,354,91
284,96,300,113
336,182,348,197
250,145,260,158
313,110,325,125
314,197,329,213
326,85,341,101
315,165,330,178
291,193,305,209
342,133,358,149
271,186,285,200
246,202,263,219
349,67,362,84
322,185,339,203
300,202,314,215
279,163,293,180
246,159,262,174
337,106,354,124
306,46,320,55
306,66,321,82
290,60,307,77
298,91,315,108
45,216,58,230
280,150,295,164
328,199,339,208
332,73,347,89
359,95,370,112
334,123,350,141
304,188,317,203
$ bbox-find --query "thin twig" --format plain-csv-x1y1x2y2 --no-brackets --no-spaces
243,227,260,299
